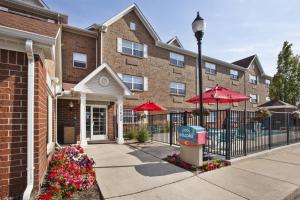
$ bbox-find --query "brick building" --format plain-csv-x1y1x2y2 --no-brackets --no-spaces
0,1,272,199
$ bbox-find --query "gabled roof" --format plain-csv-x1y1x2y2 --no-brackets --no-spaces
232,55,256,68
167,36,183,48
258,99,297,109
232,55,271,78
100,3,161,42
74,63,132,96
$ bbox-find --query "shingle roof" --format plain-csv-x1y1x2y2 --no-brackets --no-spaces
232,55,256,68
258,99,296,108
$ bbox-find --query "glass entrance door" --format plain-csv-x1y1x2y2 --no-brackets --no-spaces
89,106,107,140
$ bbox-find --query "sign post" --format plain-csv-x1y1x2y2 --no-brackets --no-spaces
178,126,207,167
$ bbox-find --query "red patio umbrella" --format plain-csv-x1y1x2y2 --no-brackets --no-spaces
132,101,167,112
186,84,250,110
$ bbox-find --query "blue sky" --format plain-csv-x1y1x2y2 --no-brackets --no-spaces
45,0,300,76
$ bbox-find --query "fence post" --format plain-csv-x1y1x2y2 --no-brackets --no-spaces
183,111,188,126
225,109,231,160
268,116,272,149
243,110,247,156
169,113,173,146
287,113,290,145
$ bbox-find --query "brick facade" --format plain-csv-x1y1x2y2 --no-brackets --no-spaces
0,49,55,199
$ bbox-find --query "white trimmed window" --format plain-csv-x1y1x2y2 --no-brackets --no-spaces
205,62,216,75
250,94,258,103
121,39,144,57
130,22,136,31
122,74,144,91
73,52,87,68
123,109,138,124
230,69,239,80
266,96,270,101
265,79,270,87
249,75,258,84
170,52,184,67
207,111,216,123
170,82,185,95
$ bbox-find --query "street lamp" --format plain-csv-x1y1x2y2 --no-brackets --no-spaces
192,12,205,126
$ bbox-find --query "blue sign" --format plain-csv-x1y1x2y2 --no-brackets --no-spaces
178,126,205,144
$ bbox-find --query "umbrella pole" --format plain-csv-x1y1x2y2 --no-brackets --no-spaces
216,100,219,129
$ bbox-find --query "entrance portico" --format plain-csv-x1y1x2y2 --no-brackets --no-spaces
59,63,131,146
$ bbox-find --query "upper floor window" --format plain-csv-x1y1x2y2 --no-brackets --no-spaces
265,79,271,87
73,52,87,68
130,22,136,31
170,82,185,95
170,52,184,67
123,109,138,124
121,39,144,57
205,62,216,75
230,69,239,80
266,96,270,101
122,74,144,91
249,75,258,85
249,94,258,103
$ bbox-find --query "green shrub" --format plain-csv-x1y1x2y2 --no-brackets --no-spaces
126,129,137,140
137,128,149,143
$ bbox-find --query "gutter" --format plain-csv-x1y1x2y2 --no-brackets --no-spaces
23,40,35,200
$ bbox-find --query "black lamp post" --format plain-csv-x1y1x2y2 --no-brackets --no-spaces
192,12,205,126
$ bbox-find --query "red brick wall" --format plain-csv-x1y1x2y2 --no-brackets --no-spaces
57,99,80,143
107,102,115,140
0,49,54,199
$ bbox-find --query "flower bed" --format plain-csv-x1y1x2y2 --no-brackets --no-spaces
164,153,230,173
36,145,96,200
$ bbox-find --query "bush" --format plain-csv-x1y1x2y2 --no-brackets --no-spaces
192,108,210,116
126,129,137,140
136,128,149,143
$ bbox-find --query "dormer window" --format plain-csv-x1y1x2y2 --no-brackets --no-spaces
130,22,136,31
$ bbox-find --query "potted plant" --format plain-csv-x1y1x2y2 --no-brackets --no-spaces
255,108,272,122
292,110,300,119
192,108,210,116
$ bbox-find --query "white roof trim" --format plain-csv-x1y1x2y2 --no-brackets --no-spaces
74,63,132,96
0,25,56,45
102,3,161,41
167,36,183,48
246,55,271,77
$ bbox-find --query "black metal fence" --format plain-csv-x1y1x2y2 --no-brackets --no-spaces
123,109,300,160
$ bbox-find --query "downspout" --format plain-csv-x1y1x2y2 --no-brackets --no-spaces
23,40,35,200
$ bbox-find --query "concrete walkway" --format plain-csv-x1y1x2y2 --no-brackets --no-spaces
85,143,300,200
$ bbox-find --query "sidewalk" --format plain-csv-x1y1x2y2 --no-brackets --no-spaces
85,143,300,200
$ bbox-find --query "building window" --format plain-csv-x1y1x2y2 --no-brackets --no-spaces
206,111,216,122
123,109,138,124
170,82,185,95
249,75,258,84
122,39,144,57
265,79,270,87
230,69,239,80
170,52,184,67
266,96,270,101
122,74,144,91
205,62,216,75
73,52,87,68
130,22,136,31
250,94,258,103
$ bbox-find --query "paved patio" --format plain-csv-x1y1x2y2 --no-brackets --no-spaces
85,142,300,200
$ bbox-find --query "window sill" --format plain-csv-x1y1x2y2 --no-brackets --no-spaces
205,72,216,76
120,52,144,59
130,89,144,92
249,82,258,85
73,66,88,70
230,78,239,81
169,63,185,68
170,93,185,97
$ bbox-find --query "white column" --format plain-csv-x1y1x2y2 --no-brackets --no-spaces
117,96,124,144
80,93,88,146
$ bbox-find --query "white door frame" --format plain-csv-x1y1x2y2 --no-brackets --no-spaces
87,104,108,140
